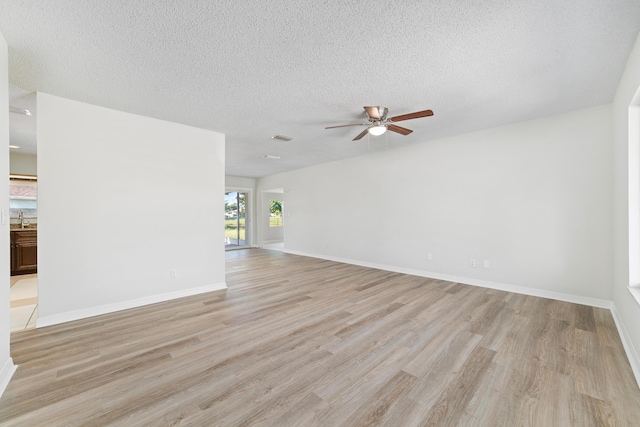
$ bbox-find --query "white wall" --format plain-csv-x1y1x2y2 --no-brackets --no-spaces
9,152,36,175
0,30,17,398
258,104,613,304
226,175,255,189
613,32,640,383
37,93,226,326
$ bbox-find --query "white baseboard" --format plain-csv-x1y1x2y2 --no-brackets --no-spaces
283,249,614,309
610,305,640,388
261,239,284,244
37,282,227,328
0,357,17,398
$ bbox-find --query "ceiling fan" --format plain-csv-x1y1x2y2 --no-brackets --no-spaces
325,106,434,141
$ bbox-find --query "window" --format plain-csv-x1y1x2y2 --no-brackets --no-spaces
9,176,37,219
269,199,282,227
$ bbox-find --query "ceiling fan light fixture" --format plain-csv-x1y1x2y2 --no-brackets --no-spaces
368,125,387,136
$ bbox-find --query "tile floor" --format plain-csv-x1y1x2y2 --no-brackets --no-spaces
10,274,38,332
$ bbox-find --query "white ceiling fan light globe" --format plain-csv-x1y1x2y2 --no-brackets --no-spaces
368,125,387,136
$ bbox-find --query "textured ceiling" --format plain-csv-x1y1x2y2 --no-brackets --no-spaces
2,0,640,178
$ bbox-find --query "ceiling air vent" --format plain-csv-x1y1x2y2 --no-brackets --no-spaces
271,134,293,142
9,106,31,116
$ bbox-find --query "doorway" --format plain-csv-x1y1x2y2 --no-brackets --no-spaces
9,176,38,331
225,191,249,249
8,85,38,331
261,188,285,251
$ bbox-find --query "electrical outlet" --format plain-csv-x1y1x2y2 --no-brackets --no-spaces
469,258,477,267
483,260,490,269
427,252,433,261
170,269,177,278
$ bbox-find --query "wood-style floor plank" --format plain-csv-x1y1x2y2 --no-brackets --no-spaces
1,248,639,426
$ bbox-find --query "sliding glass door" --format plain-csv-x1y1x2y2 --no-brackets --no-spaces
225,191,248,249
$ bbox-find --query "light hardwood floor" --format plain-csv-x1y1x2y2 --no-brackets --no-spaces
1,249,639,426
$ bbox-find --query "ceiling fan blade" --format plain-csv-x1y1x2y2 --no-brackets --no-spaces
325,123,365,129
390,109,434,122
353,129,370,141
387,124,413,135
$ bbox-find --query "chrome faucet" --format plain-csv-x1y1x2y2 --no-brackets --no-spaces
18,210,25,229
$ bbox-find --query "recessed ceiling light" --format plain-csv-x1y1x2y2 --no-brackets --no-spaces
9,145,19,149
261,155,281,160
271,134,293,142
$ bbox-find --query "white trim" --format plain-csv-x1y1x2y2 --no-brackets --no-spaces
629,286,640,307
36,282,227,328
282,249,614,309
262,241,284,252
261,239,284,245
0,357,17,398
611,304,640,387
628,104,640,287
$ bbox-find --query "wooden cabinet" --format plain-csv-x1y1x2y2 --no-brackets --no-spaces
11,230,38,276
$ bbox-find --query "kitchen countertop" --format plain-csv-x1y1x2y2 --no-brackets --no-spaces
10,225,37,231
